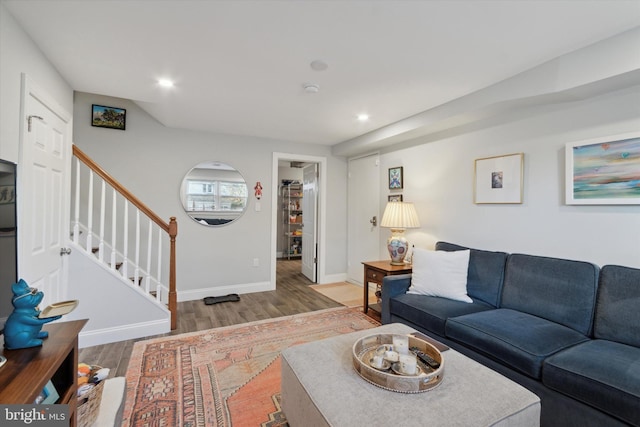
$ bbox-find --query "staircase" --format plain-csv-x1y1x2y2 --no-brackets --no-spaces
70,146,177,330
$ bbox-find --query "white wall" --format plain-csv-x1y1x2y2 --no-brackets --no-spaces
0,3,73,162
72,92,348,300
379,87,640,268
64,245,170,347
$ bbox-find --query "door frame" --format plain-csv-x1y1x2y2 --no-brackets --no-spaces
271,153,326,287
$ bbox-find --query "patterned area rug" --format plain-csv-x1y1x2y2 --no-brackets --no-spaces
121,307,380,426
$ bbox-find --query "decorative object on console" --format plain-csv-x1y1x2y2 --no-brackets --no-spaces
565,131,640,205
388,166,403,189
380,201,420,265
3,279,62,349
474,153,523,204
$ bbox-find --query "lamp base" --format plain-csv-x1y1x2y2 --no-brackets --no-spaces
387,228,408,265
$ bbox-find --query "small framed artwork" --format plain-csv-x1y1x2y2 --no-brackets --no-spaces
388,166,403,189
474,153,524,204
566,132,640,205
388,194,403,202
92,104,126,130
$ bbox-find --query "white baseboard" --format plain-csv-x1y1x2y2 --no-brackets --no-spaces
319,272,348,284
177,281,274,302
79,319,170,348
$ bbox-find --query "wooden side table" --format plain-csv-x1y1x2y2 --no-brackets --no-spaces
362,261,412,314
0,319,87,426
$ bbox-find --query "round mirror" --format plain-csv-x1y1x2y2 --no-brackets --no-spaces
180,161,249,226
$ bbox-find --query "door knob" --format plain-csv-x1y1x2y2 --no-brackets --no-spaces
370,216,377,226
60,247,72,256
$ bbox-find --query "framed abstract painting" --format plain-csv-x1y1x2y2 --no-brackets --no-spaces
566,132,640,205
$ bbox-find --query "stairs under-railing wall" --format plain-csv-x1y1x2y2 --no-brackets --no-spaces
70,145,177,331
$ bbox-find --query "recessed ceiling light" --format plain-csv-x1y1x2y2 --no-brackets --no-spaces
158,79,174,88
357,114,369,122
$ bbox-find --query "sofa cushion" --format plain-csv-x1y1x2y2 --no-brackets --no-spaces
408,248,472,303
436,242,507,307
445,308,590,379
543,339,640,426
500,254,599,336
594,265,640,347
389,293,494,336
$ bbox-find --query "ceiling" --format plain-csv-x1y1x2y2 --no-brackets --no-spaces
3,0,640,146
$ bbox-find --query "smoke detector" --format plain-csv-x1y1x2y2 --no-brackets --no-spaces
303,83,320,93
310,60,328,71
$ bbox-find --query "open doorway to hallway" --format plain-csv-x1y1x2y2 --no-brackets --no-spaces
271,152,328,290
275,159,318,285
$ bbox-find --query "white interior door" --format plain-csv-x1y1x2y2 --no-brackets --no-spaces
17,75,72,306
301,164,318,282
347,154,380,284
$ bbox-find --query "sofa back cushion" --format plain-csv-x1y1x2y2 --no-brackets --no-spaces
501,254,599,336
435,242,507,307
594,265,640,347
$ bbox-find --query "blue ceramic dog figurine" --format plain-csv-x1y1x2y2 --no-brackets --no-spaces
3,279,61,350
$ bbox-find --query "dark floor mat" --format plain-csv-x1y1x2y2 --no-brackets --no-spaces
204,294,240,305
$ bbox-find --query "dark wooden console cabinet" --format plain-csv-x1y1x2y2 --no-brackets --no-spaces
0,319,87,427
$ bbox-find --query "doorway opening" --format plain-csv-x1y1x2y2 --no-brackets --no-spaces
271,153,327,289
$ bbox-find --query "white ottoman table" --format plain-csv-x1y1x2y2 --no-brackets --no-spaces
281,323,540,427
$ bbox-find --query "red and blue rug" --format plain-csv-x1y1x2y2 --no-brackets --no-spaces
122,307,379,426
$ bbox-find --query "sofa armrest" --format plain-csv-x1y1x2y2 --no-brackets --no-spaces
381,274,412,324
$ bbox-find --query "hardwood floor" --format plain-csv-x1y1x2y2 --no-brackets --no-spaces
78,259,343,376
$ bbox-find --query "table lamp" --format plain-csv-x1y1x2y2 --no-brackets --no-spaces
380,201,420,265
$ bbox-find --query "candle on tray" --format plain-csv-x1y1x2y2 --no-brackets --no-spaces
384,350,399,362
372,354,385,368
399,353,418,375
392,335,409,354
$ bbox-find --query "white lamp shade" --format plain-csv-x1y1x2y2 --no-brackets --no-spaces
380,202,420,229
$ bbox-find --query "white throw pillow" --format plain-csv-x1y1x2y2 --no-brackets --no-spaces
407,248,472,303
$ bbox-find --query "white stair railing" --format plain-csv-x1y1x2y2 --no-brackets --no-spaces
71,145,178,329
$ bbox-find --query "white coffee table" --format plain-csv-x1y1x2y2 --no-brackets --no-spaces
281,323,540,426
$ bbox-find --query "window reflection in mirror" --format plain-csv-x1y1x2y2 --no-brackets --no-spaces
180,161,248,226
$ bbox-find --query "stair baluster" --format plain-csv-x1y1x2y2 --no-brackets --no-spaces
98,180,105,262
71,145,178,329
110,187,117,271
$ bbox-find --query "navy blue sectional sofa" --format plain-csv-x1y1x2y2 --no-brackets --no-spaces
381,241,640,427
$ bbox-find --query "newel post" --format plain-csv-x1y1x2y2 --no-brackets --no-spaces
169,216,178,330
